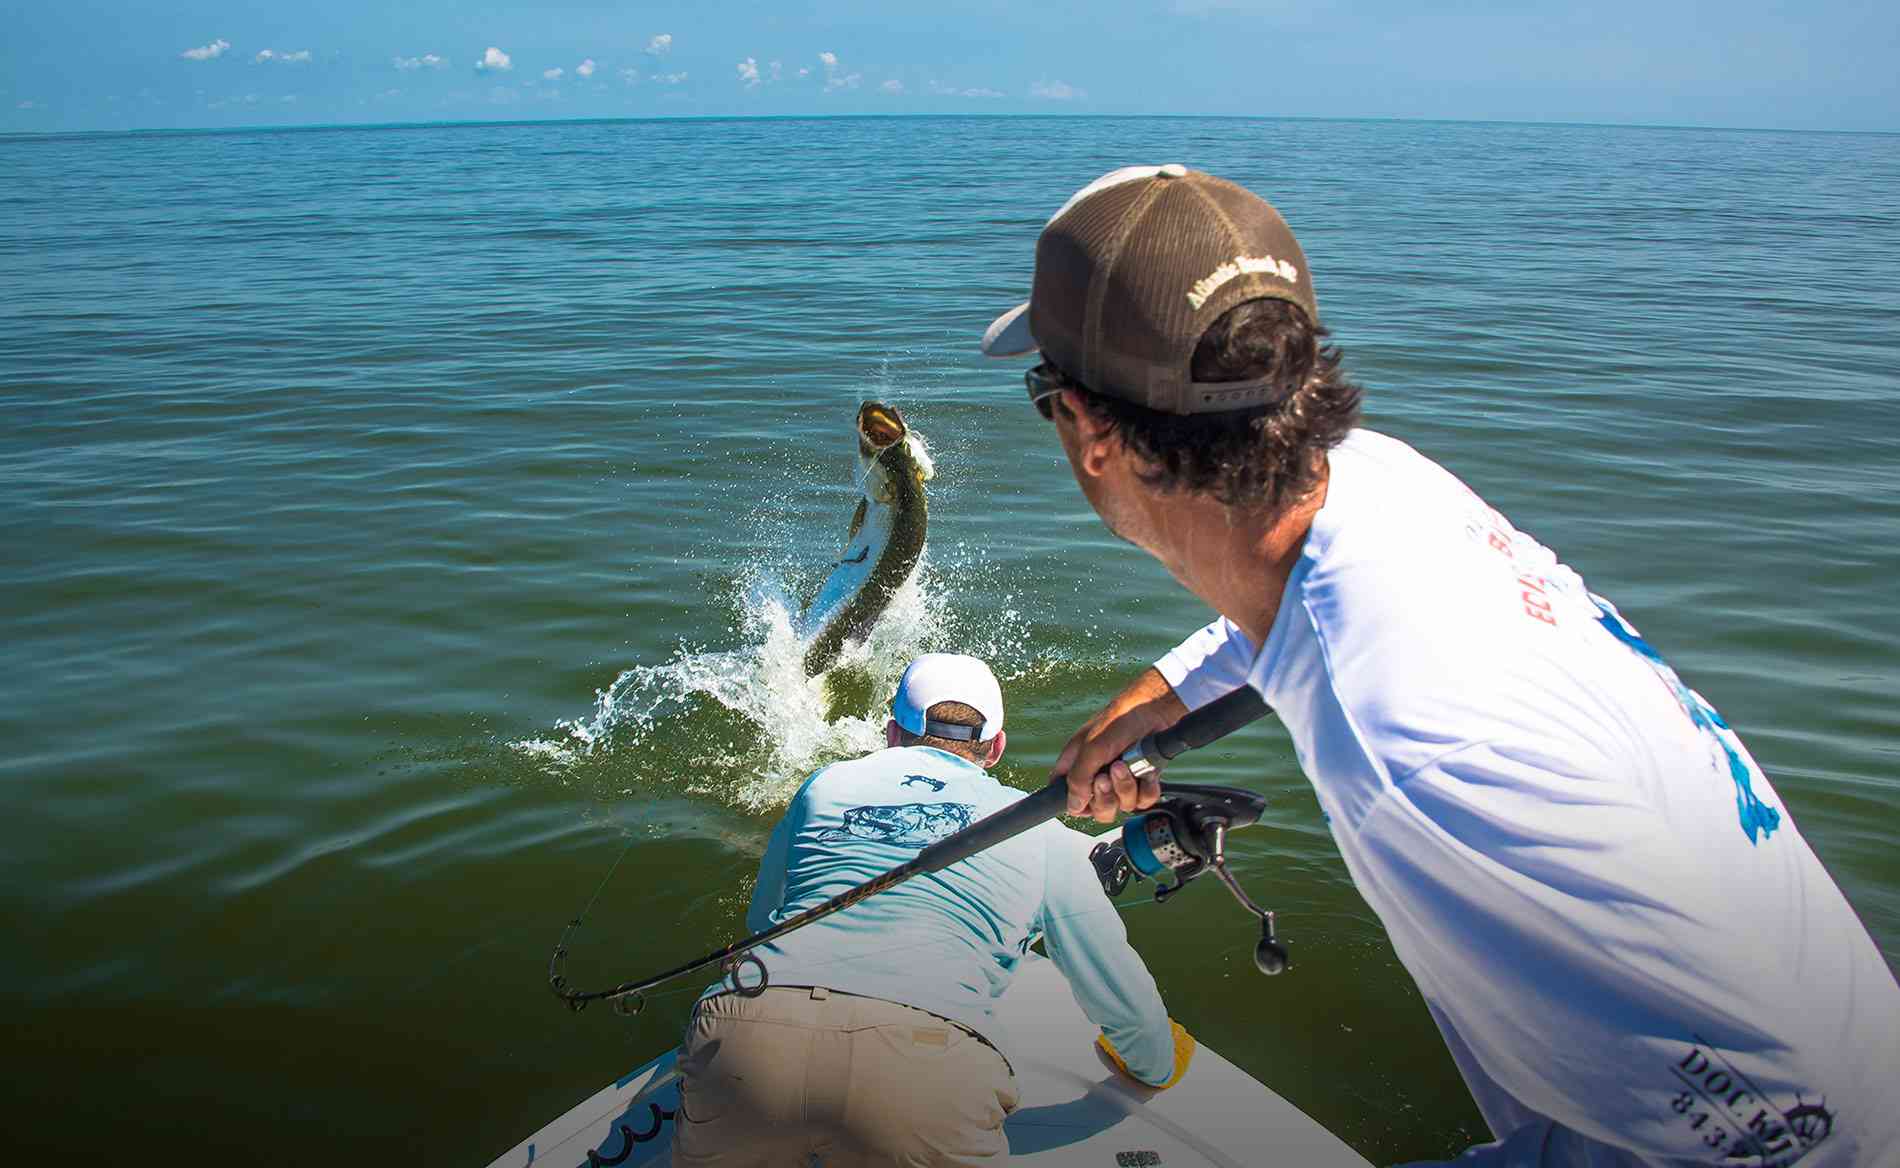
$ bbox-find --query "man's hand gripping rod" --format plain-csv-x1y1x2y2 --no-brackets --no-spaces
548,686,1277,1014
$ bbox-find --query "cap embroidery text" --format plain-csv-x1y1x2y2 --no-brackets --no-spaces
1186,254,1300,310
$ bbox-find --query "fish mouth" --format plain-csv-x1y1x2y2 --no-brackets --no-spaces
857,401,908,455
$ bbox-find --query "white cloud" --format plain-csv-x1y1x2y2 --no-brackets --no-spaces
928,80,1006,98
1030,79,1085,100
655,71,688,85
797,66,810,78
254,49,312,64
736,57,760,88
818,51,860,92
646,34,673,56
576,59,596,78
619,67,639,84
476,47,512,72
283,94,301,103
880,79,904,94
180,38,231,61
543,67,565,81
769,60,782,82
395,53,447,71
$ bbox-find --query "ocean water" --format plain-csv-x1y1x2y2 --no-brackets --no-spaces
2,115,1896,1163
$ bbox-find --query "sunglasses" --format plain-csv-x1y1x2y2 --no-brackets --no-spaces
1024,362,1071,421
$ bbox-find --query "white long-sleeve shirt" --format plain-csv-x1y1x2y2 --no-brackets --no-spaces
729,744,1176,1085
1157,429,1900,1166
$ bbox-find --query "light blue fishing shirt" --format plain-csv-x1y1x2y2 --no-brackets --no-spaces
714,745,1175,1085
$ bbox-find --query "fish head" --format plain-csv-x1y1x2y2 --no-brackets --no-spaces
856,401,934,501
857,401,909,458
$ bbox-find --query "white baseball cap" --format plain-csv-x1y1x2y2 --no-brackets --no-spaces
891,654,1005,741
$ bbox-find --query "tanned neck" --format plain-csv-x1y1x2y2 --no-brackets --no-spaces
1140,468,1328,649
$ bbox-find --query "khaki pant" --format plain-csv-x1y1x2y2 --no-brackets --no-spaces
675,986,1020,1167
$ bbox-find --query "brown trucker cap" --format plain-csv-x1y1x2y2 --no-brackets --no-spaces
981,164,1318,416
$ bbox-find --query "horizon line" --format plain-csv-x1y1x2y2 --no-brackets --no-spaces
4,110,1897,143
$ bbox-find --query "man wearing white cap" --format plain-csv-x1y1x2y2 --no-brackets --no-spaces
674,653,1193,1168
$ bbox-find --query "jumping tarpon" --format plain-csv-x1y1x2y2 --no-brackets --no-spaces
800,402,933,676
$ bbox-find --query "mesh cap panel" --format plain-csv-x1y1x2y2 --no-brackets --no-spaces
1023,168,1317,414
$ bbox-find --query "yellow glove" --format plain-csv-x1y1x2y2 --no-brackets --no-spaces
1096,1019,1196,1089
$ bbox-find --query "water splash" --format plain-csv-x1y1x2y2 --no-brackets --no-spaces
514,552,1043,812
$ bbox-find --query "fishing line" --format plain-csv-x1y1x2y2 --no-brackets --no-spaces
579,832,640,923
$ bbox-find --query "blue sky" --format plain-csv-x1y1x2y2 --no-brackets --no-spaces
5,0,1897,134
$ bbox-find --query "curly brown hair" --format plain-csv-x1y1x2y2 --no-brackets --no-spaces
1059,299,1362,514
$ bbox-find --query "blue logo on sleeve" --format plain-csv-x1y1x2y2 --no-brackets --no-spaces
1593,598,1781,844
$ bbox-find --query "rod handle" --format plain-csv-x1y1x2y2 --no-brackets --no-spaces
1125,686,1271,776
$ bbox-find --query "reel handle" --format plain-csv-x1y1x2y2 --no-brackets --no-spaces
1255,930,1290,976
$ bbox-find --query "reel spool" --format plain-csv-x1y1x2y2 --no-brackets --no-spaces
1088,783,1290,976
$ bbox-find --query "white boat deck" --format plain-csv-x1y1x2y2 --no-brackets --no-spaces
487,954,1371,1167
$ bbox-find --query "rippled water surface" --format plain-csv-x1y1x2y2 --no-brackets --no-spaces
2,116,1897,1163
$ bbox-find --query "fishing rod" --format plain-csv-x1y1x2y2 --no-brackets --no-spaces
548,685,1287,1016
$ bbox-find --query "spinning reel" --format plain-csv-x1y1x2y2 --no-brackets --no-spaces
1089,783,1290,976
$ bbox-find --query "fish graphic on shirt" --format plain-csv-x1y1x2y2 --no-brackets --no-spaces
815,802,975,848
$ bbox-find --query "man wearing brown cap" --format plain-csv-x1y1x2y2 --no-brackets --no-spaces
981,165,1900,1165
